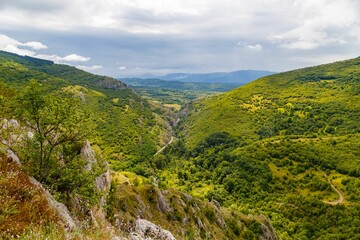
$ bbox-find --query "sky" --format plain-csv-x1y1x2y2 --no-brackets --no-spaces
0,0,360,77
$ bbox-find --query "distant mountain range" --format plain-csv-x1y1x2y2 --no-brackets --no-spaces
137,70,275,85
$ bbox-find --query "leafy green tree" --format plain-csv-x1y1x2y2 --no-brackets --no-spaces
16,80,89,180
11,80,100,205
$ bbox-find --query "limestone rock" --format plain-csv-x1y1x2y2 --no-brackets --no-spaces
28,176,78,230
81,140,97,171
81,140,111,205
96,161,111,208
1,119,22,148
131,219,176,240
98,77,128,90
129,232,144,240
95,160,111,191
156,189,173,214
6,149,21,165
259,215,278,240
210,200,226,230
211,199,221,210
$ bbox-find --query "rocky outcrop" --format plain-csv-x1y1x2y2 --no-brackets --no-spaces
95,160,111,207
98,77,128,90
1,119,25,149
80,140,111,225
81,140,97,171
81,140,110,192
6,152,78,230
0,119,34,157
210,200,227,230
156,189,173,214
259,215,278,240
6,149,21,165
81,140,111,208
29,176,78,230
129,219,176,240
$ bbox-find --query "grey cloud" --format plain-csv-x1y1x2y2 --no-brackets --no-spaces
0,0,67,12
0,0,359,77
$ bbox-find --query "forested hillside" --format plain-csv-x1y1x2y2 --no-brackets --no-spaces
0,50,169,174
156,57,360,239
2,51,360,239
0,51,268,239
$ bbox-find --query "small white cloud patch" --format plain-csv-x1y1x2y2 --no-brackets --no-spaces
0,34,91,64
62,54,90,62
22,41,48,50
3,44,36,56
238,42,263,51
0,34,48,52
247,44,263,50
0,34,21,48
119,66,126,70
76,65,103,71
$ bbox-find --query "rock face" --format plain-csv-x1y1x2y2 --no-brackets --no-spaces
81,140,111,198
81,140,97,171
6,151,77,230
96,160,111,208
1,118,34,153
6,149,21,165
156,189,173,214
129,219,176,240
210,200,227,230
80,140,111,220
1,119,23,148
259,215,278,240
98,77,128,90
28,176,78,230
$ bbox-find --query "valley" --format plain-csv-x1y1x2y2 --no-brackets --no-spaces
0,51,359,240
0,51,271,239
151,57,360,239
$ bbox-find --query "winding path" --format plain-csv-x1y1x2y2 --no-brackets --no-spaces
153,136,174,157
153,118,179,157
322,179,344,205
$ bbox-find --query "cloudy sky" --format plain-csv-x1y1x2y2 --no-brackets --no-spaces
0,0,360,77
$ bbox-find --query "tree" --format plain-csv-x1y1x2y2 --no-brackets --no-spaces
17,80,93,200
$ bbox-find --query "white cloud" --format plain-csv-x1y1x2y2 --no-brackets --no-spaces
0,34,91,65
0,34,48,51
119,66,126,70
61,54,90,62
76,65,103,71
3,44,36,56
283,42,319,50
270,0,359,49
22,41,48,50
238,42,263,51
0,34,21,48
247,44,262,51
35,53,90,63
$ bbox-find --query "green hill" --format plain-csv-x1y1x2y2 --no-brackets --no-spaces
157,58,360,239
3,50,360,239
0,50,168,174
184,57,360,147
0,51,269,239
